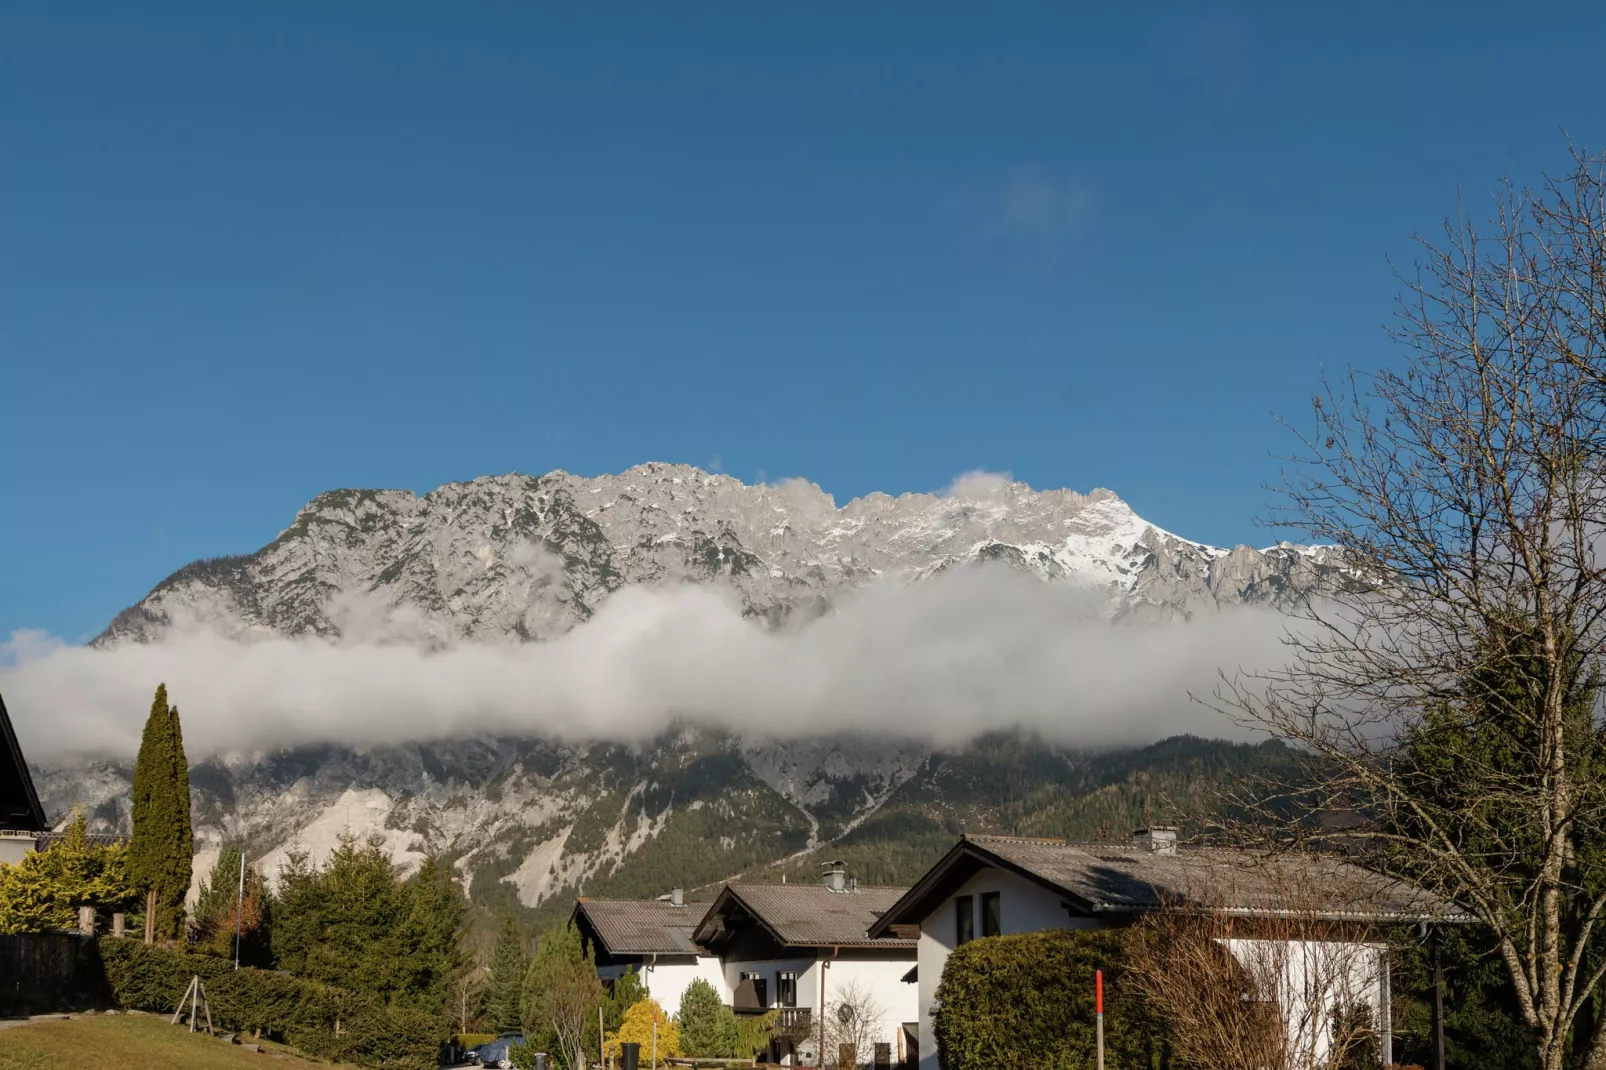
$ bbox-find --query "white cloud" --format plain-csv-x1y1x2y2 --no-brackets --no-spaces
944,470,1016,499
0,565,1286,760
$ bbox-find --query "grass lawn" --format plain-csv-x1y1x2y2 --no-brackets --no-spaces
0,1012,363,1070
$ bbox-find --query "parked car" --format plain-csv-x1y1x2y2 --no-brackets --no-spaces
469,1033,525,1068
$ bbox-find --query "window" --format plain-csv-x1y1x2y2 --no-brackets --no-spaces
740,971,769,1007
777,971,797,1008
955,895,974,945
981,891,1001,938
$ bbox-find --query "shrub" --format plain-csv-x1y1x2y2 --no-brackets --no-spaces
99,938,447,1068
604,998,680,1066
932,928,1160,1070
678,977,737,1057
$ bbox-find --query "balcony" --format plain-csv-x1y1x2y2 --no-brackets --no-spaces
774,1008,812,1038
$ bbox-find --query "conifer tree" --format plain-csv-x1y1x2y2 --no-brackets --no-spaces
0,811,134,933
678,977,737,1057
127,683,193,942
486,909,528,1034
192,844,272,965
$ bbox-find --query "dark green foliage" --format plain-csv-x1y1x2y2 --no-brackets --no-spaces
1389,619,1606,1065
933,928,1161,1070
191,843,272,965
486,909,529,1034
1389,926,1540,1070
767,733,1297,888
521,921,602,1070
268,832,465,1016
99,938,447,1069
127,683,193,941
583,965,646,1057
678,977,738,1057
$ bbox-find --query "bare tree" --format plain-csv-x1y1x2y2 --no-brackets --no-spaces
822,978,887,1069
1127,871,1385,1070
1217,146,1606,1070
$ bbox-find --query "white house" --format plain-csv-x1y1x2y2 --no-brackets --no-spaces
572,892,727,1016
0,690,47,865
868,830,1466,1070
691,869,919,1067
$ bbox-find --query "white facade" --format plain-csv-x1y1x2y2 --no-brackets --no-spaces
1222,938,1390,1068
910,865,1393,1070
721,950,918,1066
0,831,35,866
597,953,731,1017
914,867,1100,1070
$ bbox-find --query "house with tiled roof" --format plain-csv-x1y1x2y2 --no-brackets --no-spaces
572,890,724,1017
691,866,918,1067
868,830,1470,1070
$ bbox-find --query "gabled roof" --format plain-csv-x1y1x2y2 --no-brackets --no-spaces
693,883,915,950
868,833,1470,938
573,898,709,955
0,691,46,833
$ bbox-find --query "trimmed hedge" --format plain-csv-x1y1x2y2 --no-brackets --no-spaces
933,928,1163,1070
99,938,446,1070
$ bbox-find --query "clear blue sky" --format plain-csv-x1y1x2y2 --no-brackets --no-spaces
4,3,1603,642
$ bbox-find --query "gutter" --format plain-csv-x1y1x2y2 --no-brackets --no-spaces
819,946,839,1064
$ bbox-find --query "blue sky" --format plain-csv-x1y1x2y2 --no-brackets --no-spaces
3,3,1604,643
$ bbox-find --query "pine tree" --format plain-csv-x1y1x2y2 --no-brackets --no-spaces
678,977,737,1057
127,683,192,942
192,844,271,965
486,909,528,1034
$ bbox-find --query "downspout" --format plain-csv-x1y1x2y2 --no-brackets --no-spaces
820,946,839,1067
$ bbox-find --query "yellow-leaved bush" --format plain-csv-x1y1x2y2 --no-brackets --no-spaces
603,998,680,1066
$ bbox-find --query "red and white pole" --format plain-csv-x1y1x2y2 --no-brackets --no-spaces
1095,969,1105,1070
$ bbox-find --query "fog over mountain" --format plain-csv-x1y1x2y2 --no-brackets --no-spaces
4,464,1326,759
4,464,1330,911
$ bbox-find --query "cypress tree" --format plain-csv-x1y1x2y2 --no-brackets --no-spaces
127,683,192,942
486,909,528,1034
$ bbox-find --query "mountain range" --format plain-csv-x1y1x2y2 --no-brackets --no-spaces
36,464,1324,926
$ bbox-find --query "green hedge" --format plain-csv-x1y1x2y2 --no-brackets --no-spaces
933,928,1164,1070
99,938,446,1070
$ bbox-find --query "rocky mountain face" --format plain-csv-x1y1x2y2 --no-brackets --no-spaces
43,465,1330,919
95,464,1332,646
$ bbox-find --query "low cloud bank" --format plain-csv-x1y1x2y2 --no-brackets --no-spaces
1,566,1286,760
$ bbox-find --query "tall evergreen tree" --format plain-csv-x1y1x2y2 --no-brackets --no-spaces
522,922,602,1070
267,832,466,1013
127,683,192,942
486,909,528,1034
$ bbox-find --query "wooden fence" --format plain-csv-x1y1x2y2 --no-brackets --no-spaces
0,932,110,1015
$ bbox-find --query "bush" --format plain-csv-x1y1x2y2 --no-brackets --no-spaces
932,928,1161,1070
604,998,680,1066
99,938,447,1068
678,977,737,1057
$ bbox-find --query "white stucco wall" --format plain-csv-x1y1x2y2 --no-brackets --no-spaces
1222,938,1389,1067
0,834,35,866
915,868,1102,1070
824,953,920,1061
640,955,730,1014
715,952,916,1066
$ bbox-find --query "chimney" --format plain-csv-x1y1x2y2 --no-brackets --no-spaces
821,860,847,892
671,887,684,907
1132,827,1179,856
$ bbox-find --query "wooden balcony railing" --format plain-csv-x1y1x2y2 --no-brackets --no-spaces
774,1007,812,1036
